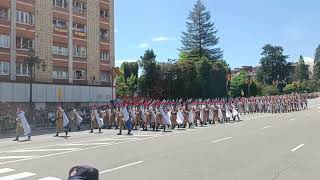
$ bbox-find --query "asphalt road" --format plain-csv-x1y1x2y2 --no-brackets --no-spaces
0,99,319,180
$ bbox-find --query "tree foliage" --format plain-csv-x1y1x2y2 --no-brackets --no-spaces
230,71,262,97
121,62,139,81
284,80,320,94
180,0,222,61
258,44,290,84
116,62,138,97
138,49,160,97
313,44,320,80
293,55,309,81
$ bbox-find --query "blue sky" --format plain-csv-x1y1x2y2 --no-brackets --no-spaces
115,0,320,68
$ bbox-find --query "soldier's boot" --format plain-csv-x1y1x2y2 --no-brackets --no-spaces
65,131,68,136
127,130,132,135
27,135,31,141
99,129,102,133
13,136,19,141
163,125,166,132
89,129,93,133
117,130,122,135
55,132,59,137
152,122,156,131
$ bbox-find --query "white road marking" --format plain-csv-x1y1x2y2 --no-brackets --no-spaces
38,177,62,180
260,126,272,130
62,143,112,146
0,172,36,179
211,137,232,143
99,161,144,174
0,136,161,165
291,144,305,152
95,138,142,141
8,148,82,153
0,156,36,160
0,168,14,174
289,118,296,121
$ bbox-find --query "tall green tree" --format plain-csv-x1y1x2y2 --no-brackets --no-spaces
258,44,290,84
138,49,160,96
293,55,309,81
313,44,320,79
180,0,223,61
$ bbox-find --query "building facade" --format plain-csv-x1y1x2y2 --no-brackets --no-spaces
0,0,115,103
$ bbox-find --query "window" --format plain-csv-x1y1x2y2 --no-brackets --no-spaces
52,46,68,56
74,69,86,80
100,29,109,41
73,46,86,58
0,35,10,48
0,8,9,20
16,63,29,76
100,9,109,19
53,70,68,79
53,0,68,9
16,37,34,50
53,19,67,32
16,10,34,25
73,23,86,36
100,72,110,83
0,61,9,75
100,51,109,61
73,1,87,14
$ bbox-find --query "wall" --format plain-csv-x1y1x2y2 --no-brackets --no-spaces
0,82,113,103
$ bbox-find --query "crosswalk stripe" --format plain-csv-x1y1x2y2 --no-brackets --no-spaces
38,177,62,180
0,168,15,174
0,172,36,180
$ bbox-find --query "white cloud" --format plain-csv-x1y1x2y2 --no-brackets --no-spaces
114,28,118,33
138,43,150,48
115,59,138,67
152,36,170,42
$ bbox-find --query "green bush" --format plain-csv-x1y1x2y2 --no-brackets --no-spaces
262,85,279,96
283,80,320,94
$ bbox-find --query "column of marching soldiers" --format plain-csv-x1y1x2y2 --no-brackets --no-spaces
13,93,314,141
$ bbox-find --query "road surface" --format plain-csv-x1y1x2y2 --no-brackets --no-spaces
0,99,319,180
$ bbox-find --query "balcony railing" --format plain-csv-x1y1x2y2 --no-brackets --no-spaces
73,28,86,37
0,15,9,21
54,3,68,9
54,26,67,33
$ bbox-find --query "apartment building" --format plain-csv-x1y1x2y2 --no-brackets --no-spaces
0,0,115,103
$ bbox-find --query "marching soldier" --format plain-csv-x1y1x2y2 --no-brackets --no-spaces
13,108,31,141
89,107,103,133
56,106,69,137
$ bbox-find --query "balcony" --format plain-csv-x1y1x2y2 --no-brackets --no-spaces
100,30,109,42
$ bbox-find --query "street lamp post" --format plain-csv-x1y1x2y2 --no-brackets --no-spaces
246,75,253,97
25,50,46,124
167,59,177,99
